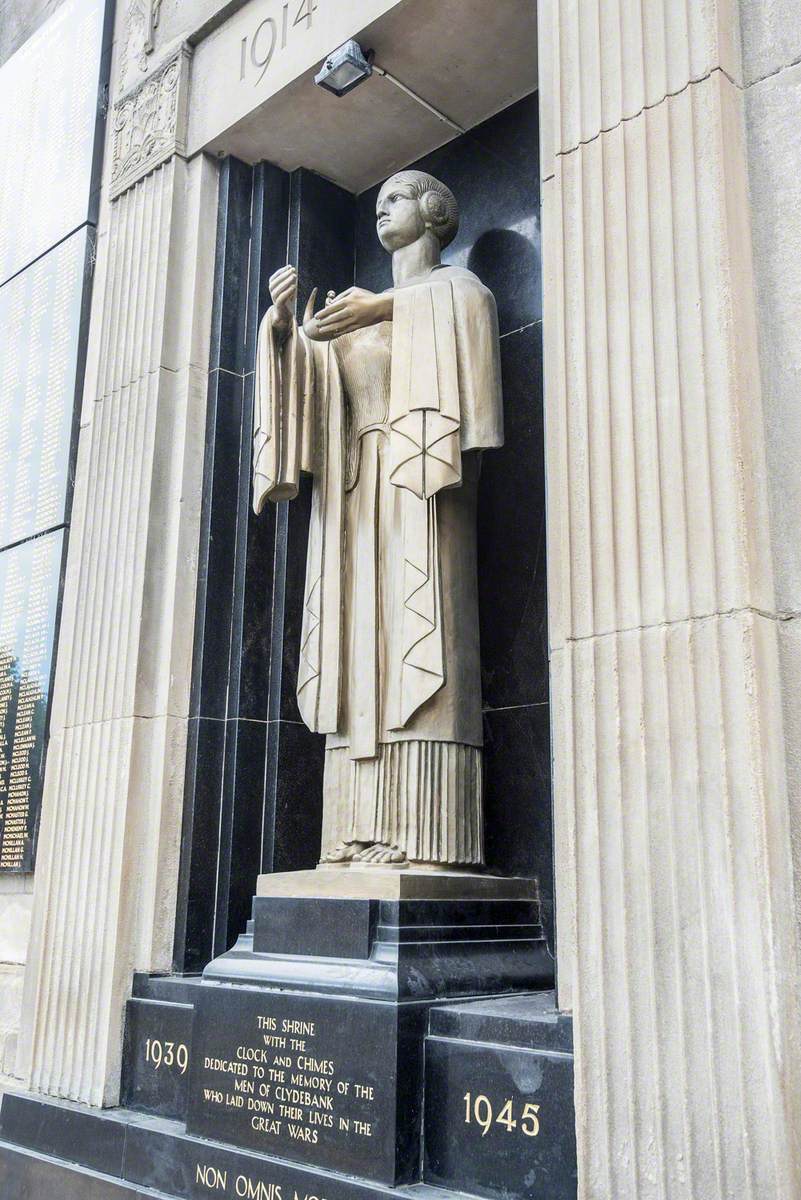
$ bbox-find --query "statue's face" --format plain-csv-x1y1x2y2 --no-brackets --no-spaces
376,177,427,252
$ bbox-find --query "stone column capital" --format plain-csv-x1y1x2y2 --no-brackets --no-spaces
110,42,192,201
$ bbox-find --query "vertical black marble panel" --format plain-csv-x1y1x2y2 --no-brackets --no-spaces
210,158,253,376
483,704,554,951
260,170,355,875
174,159,255,973
289,167,356,318
220,718,269,953
479,324,548,710
176,716,226,973
266,718,325,874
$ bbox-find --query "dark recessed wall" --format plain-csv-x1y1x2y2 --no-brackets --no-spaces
174,91,552,973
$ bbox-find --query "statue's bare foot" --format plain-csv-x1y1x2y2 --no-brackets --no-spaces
320,841,367,865
353,843,408,866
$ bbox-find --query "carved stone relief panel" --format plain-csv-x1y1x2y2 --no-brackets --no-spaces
110,42,192,200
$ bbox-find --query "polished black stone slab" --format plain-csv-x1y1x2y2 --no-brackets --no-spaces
424,995,576,1200
0,1090,128,1177
253,895,378,959
121,998,193,1122
209,895,551,1000
186,983,420,1184
0,1091,450,1200
0,1142,148,1200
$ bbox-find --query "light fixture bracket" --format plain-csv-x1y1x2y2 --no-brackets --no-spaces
314,40,374,97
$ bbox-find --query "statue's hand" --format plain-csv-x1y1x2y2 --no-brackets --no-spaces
311,287,393,339
268,265,298,339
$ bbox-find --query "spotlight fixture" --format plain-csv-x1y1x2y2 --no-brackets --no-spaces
314,40,373,97
313,40,466,135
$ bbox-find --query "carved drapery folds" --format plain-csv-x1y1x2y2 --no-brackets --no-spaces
110,43,191,200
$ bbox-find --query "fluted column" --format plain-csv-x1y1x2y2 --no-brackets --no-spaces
539,3,801,1197
17,38,218,1105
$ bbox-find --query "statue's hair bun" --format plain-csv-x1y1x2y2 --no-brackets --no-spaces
387,171,460,248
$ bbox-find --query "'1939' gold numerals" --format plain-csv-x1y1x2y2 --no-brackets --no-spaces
463,1092,541,1138
145,1037,189,1075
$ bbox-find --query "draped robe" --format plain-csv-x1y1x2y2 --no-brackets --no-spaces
253,265,503,864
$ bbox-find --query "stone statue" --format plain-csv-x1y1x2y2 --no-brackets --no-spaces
253,171,503,869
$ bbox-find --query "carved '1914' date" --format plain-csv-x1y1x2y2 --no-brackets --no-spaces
239,0,319,85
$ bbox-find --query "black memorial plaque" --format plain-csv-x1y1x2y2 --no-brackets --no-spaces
0,229,90,548
0,0,108,286
187,986,409,1184
0,532,63,871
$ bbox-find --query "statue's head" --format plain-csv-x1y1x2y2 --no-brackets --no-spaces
376,171,459,254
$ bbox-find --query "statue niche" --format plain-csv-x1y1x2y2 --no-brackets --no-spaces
253,171,503,870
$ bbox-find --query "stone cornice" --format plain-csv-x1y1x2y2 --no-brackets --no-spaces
110,43,192,200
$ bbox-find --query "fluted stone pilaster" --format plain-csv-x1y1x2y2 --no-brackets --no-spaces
18,35,218,1106
540,2,801,1197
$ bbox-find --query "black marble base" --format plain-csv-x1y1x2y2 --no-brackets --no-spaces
0,893,574,1200
186,981,423,1184
121,993,193,1120
424,994,577,1200
0,1092,428,1200
208,893,551,999
0,994,576,1200
188,892,552,1185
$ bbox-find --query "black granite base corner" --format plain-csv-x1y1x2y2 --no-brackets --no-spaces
424,994,577,1200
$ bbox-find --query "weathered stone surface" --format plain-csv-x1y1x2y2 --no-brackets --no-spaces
0,0,66,69
739,0,801,85
745,61,801,614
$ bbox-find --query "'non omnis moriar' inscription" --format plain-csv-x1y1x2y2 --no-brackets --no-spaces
196,1163,328,1200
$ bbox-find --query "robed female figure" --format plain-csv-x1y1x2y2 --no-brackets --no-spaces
253,171,503,869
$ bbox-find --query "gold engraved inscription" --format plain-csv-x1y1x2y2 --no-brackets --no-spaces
145,1037,189,1074
463,1091,541,1138
196,1161,334,1200
200,1008,376,1145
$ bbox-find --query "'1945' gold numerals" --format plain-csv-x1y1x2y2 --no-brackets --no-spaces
463,1092,540,1138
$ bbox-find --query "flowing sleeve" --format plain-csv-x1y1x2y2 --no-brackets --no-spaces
253,311,316,513
388,273,503,501
451,273,504,452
